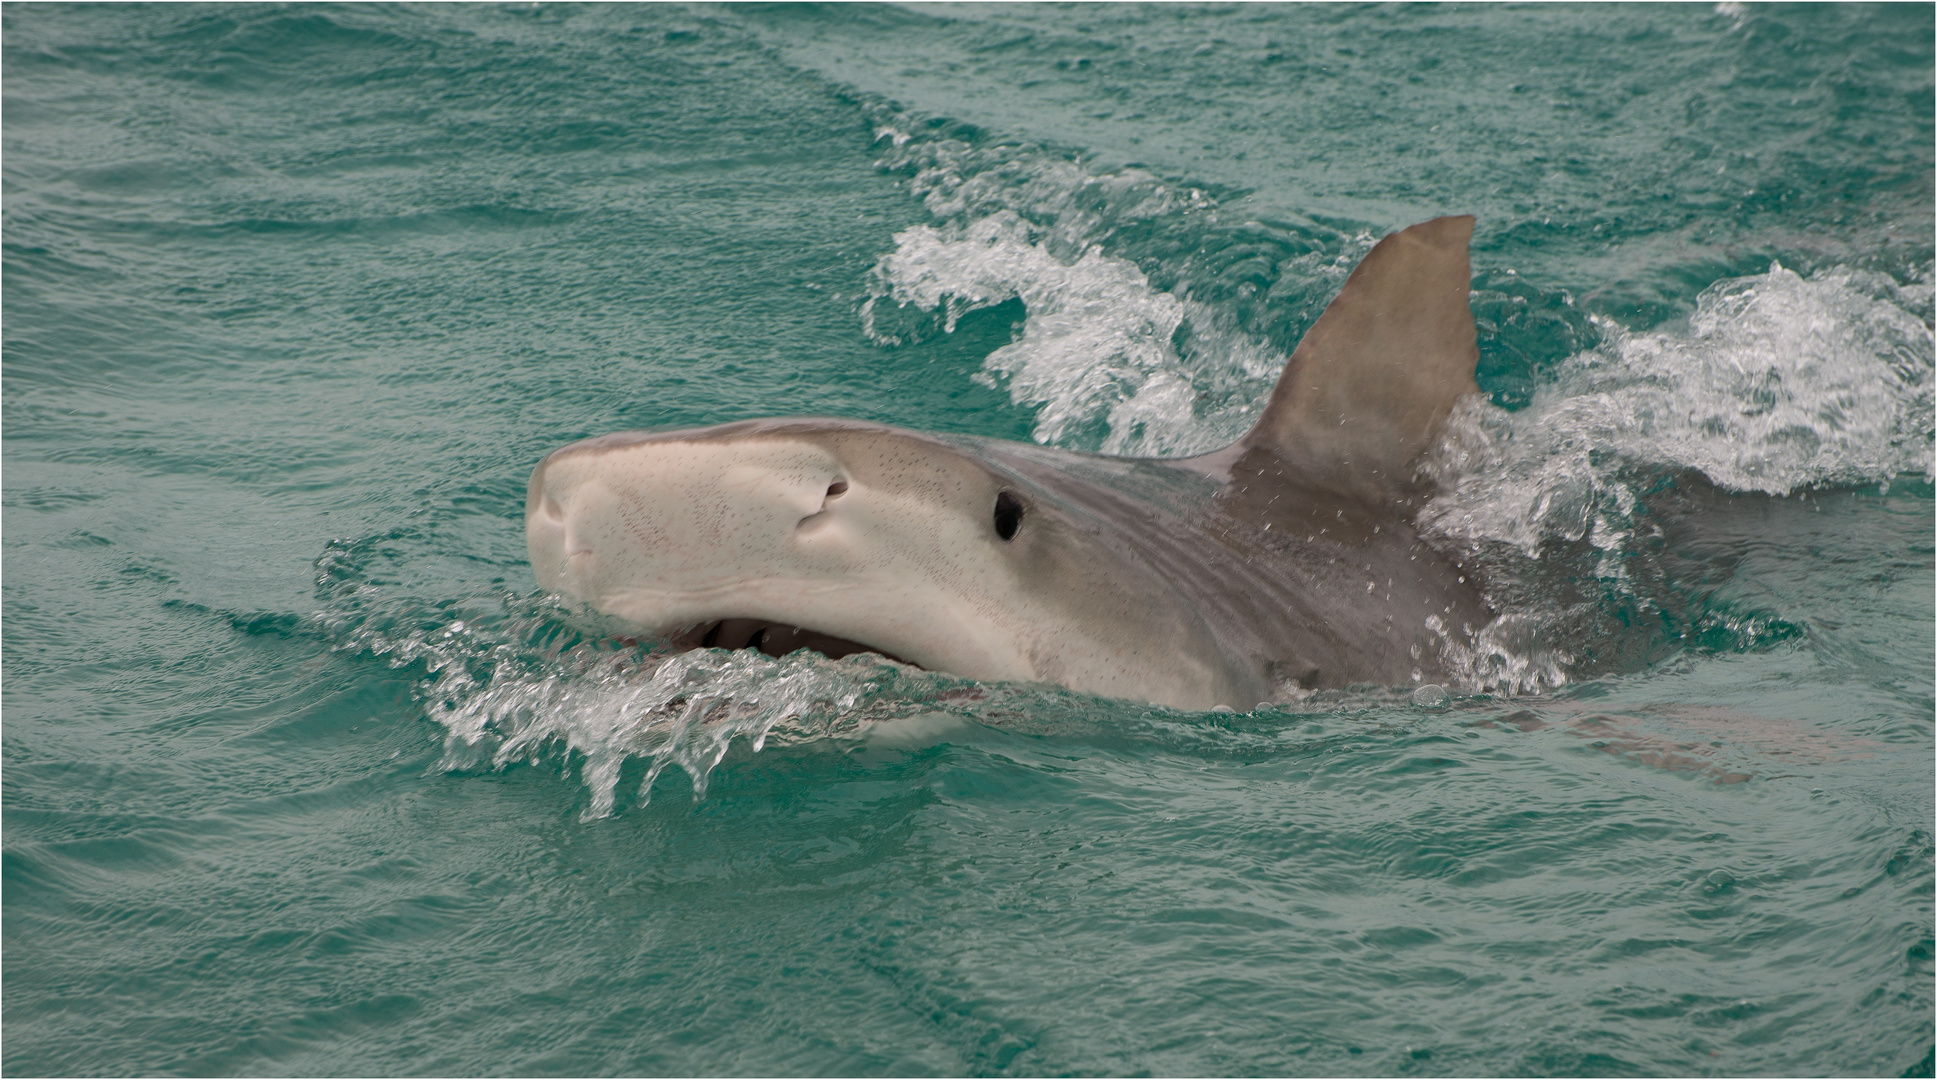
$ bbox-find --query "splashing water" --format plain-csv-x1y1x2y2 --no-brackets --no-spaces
430,645,910,820
1409,262,1931,688
318,111,1932,818
323,581,945,819
862,115,1318,457
1432,609,1575,696
864,211,1282,455
1425,262,1934,557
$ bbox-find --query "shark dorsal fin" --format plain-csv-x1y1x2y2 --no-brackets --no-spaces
1209,215,1480,509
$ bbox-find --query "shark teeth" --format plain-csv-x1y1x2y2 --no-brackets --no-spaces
676,618,917,668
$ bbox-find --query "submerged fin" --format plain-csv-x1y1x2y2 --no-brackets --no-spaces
1195,215,1480,509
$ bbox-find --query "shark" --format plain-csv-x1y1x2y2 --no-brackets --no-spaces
525,215,1493,710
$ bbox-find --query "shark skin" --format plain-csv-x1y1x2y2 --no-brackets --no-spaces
525,216,1494,710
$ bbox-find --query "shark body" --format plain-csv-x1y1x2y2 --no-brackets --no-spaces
526,216,1493,709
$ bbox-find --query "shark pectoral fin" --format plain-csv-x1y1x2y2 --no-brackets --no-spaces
1215,215,1481,507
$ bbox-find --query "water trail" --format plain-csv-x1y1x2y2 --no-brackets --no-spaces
335,126,1932,809
864,210,1281,455
1424,262,1934,557
427,643,909,820
862,113,1330,457
342,604,948,819
1416,262,1931,687
313,540,955,818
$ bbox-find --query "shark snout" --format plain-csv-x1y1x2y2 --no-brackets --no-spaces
540,496,595,559
525,439,852,608
526,457,603,594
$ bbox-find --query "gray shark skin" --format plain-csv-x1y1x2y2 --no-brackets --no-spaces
526,216,1493,710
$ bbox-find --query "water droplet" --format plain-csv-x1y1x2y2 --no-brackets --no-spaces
1411,684,1449,707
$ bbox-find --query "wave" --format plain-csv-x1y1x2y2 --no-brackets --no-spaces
331,111,1931,812
855,111,1930,696
864,210,1283,455
863,108,1931,495
429,642,913,821
1425,262,1934,557
862,113,1353,457
321,578,953,820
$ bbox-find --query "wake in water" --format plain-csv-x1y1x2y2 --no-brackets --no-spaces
430,644,902,820
317,575,1408,819
1417,260,1933,687
863,111,1359,457
859,108,1932,694
863,209,1287,456
1425,262,1934,555
316,560,965,819
325,112,1930,817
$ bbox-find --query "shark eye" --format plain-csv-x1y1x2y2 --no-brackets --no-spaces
993,491,1024,541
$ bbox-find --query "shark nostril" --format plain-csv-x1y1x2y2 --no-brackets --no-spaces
798,480,850,532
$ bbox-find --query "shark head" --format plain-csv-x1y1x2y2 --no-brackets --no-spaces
527,418,1255,707
526,216,1494,709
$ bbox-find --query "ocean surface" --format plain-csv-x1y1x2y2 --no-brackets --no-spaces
4,4,1932,1076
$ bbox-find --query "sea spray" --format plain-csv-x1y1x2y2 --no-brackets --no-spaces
864,111,1346,458
429,645,899,819
1424,262,1935,557
315,565,944,818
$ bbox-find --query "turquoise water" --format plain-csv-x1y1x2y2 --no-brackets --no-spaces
4,3,1932,1075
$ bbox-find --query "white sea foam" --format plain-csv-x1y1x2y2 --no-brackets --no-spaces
864,211,1283,456
870,112,1931,495
866,122,1287,457
336,604,931,819
1433,608,1575,696
1424,263,1934,556
361,138,1931,806
430,645,904,820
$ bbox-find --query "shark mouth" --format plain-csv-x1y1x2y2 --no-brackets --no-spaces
673,618,916,668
